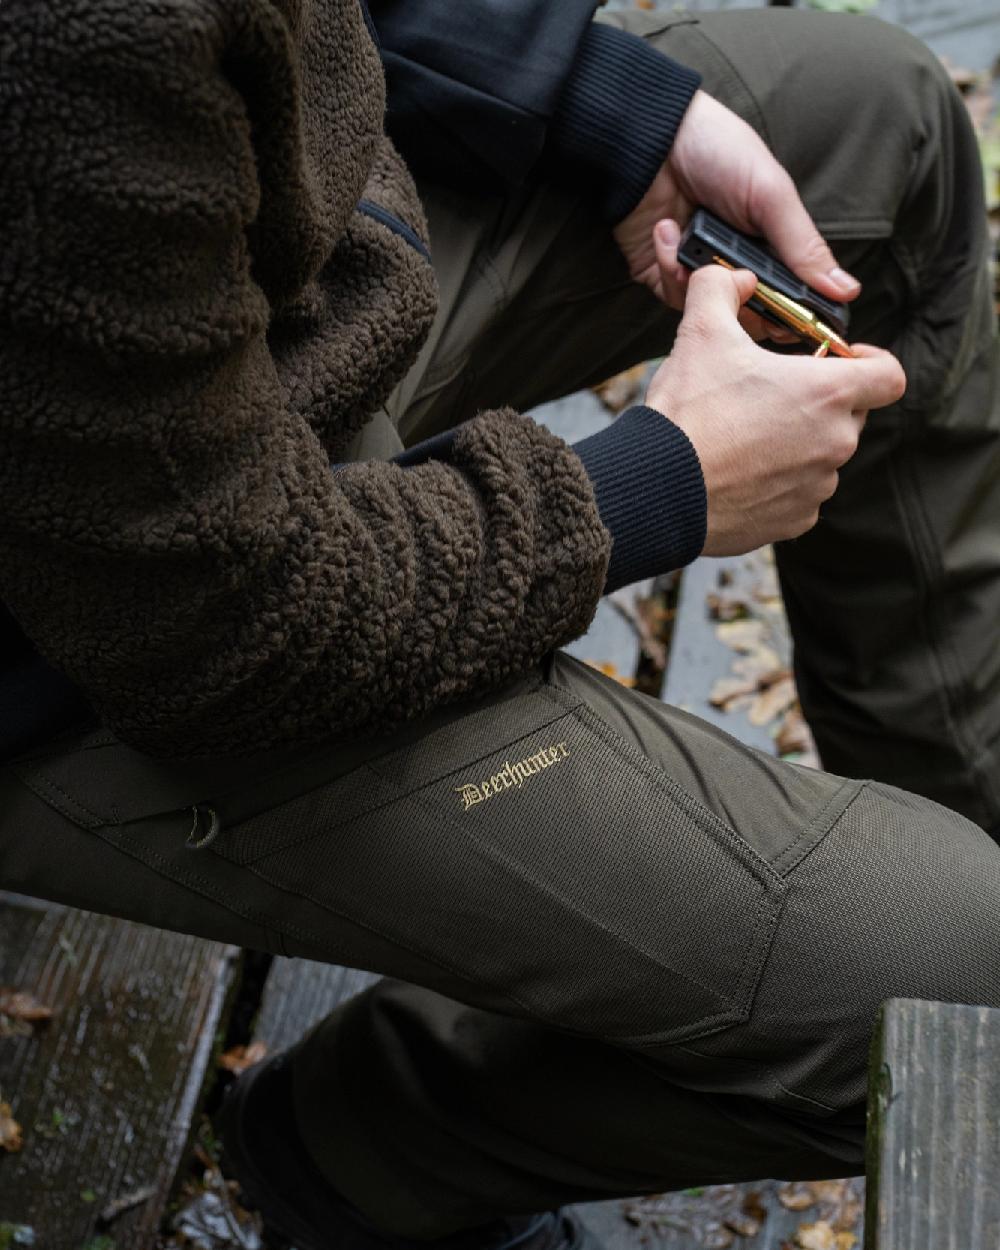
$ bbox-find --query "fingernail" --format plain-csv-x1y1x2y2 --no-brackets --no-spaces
656,219,677,245
828,266,860,295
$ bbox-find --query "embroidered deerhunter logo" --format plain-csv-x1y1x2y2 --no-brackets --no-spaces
454,742,570,810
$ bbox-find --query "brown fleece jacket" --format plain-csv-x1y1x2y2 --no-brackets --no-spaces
0,0,610,759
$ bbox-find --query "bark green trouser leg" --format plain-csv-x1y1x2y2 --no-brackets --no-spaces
2,7,999,1240
378,7,1000,834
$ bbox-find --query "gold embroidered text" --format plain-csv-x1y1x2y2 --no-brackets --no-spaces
454,742,570,810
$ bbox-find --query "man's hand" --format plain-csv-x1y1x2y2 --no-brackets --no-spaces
613,89,861,337
646,250,906,556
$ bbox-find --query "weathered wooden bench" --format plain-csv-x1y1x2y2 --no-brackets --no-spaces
866,998,1000,1249
6,557,997,1249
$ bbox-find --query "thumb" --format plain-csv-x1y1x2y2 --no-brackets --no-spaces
750,170,861,303
654,220,757,316
680,260,758,328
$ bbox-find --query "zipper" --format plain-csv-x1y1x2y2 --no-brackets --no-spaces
357,199,431,263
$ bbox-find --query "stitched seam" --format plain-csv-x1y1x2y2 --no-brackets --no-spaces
535,673,787,1033
570,700,785,890
669,1044,837,1114
226,704,576,866
366,706,581,799
770,778,863,878
404,775,745,1014
15,768,105,827
360,706,784,1031
889,430,996,814
567,706,778,1008
240,859,542,1021
95,826,294,950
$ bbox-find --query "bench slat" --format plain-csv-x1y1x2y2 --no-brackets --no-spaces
866,997,1000,1248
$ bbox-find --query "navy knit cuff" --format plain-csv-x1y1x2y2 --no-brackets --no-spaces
547,23,702,224
573,405,706,591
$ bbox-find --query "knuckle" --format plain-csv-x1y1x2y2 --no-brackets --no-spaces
832,428,860,464
791,509,821,540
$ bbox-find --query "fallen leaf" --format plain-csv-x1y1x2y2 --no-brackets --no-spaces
0,1102,23,1153
795,1223,834,1250
742,1190,768,1224
748,675,797,726
777,1183,816,1212
0,990,54,1023
218,1041,269,1076
795,1221,856,1250
724,1213,761,1238
706,591,753,622
709,676,758,709
776,707,811,754
98,1184,156,1227
582,660,635,688
715,619,768,651
806,1180,850,1205
592,364,646,413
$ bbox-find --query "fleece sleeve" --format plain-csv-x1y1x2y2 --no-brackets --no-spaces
394,407,707,594
0,1,611,760
369,0,701,222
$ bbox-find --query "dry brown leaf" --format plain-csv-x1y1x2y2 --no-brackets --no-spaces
714,619,767,651
795,1221,855,1250
742,1190,768,1224
806,1180,849,1205
0,1101,23,1153
0,989,55,1023
775,707,811,755
777,1183,816,1212
592,364,646,413
635,0,656,9
724,1213,761,1238
218,1040,269,1075
795,1223,835,1250
583,660,636,688
706,591,752,622
709,676,758,709
749,675,797,726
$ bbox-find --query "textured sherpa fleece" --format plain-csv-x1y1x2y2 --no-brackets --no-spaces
0,0,610,759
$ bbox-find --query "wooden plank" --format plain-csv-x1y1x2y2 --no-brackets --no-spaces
531,393,653,683
253,960,379,1055
865,998,1000,1249
0,895,237,1247
662,549,791,755
578,1178,865,1249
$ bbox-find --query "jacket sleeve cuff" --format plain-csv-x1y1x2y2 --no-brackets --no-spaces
572,405,706,591
546,23,701,224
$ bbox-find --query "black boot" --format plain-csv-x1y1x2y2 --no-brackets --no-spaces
217,1052,601,1250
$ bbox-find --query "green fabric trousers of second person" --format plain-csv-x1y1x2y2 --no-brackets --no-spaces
362,5,1000,837
1,4,999,1240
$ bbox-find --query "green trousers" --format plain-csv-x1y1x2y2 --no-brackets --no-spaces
2,7,999,1238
